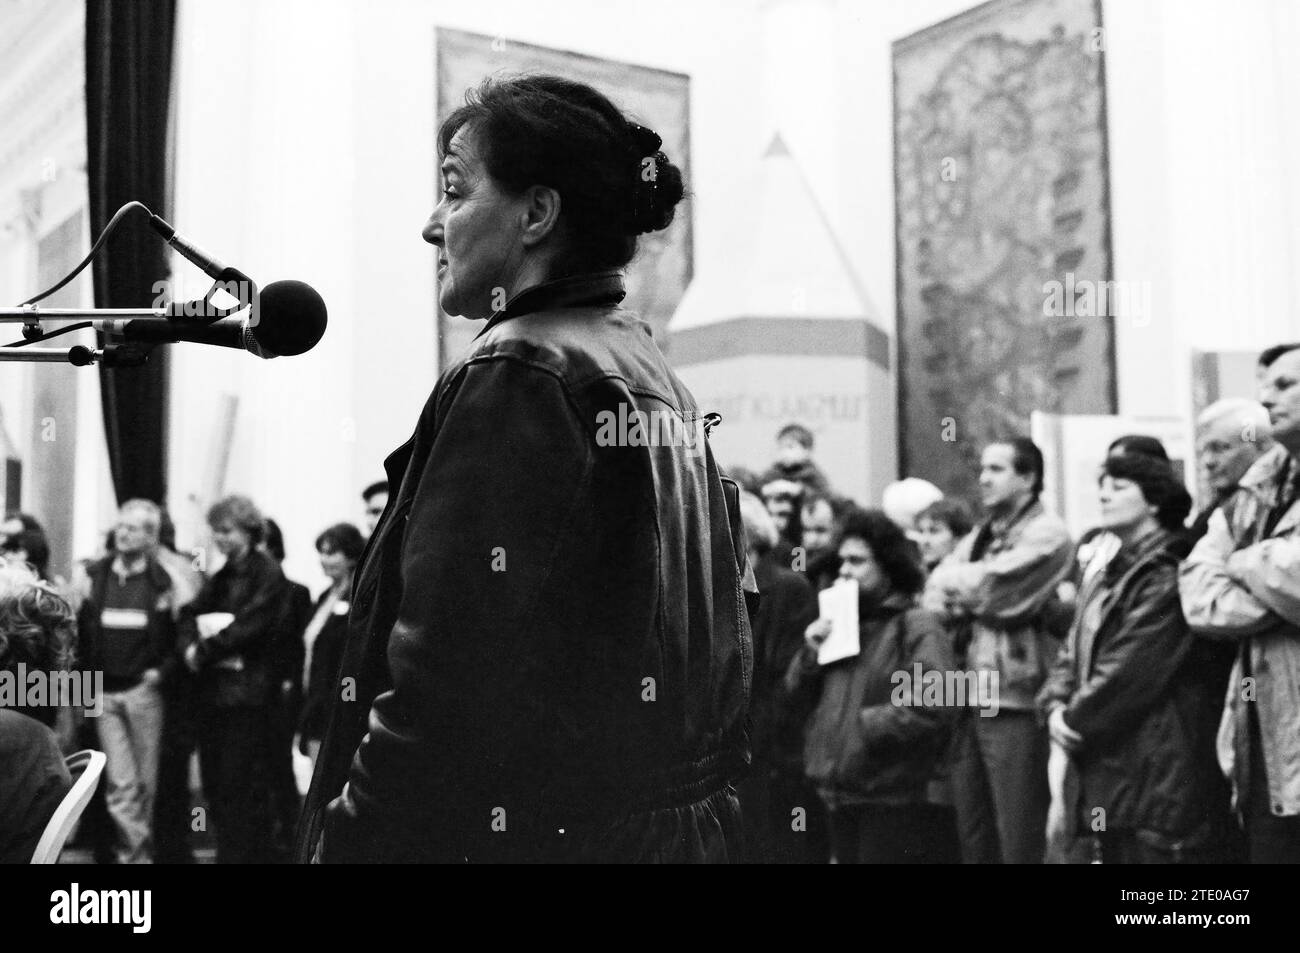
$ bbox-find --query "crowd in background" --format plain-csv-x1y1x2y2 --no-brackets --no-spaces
0,483,386,864
3,341,1300,864
731,340,1300,864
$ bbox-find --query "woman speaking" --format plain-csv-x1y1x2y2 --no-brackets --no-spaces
298,75,753,863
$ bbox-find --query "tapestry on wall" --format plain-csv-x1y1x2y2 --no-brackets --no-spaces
893,0,1115,501
434,28,693,370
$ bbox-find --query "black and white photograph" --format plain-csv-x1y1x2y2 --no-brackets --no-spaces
0,0,1294,924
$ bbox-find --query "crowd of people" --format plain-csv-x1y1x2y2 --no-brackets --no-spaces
0,483,387,863
2,340,1299,864
732,341,1300,864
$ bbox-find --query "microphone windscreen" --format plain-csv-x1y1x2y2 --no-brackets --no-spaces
253,280,327,356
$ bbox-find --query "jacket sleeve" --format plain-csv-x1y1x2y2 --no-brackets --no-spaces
1225,536,1300,629
1179,507,1278,639
859,609,956,750
920,534,976,616
1061,564,1191,745
322,357,595,862
190,559,288,666
959,517,1073,623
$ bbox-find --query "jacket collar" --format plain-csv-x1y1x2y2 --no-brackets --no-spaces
1104,524,1177,583
475,271,626,339
1238,443,1293,497
986,497,1043,540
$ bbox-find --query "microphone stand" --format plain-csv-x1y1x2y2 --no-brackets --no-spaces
0,274,253,366
0,306,165,366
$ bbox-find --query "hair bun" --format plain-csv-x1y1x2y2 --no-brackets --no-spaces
626,122,662,155
626,122,683,235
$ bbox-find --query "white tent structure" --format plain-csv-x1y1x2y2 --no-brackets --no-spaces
667,134,895,503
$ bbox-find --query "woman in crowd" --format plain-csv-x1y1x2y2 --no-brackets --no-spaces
179,495,287,864
0,560,76,863
297,522,365,766
914,495,998,864
914,498,974,573
1037,453,1237,863
784,508,959,863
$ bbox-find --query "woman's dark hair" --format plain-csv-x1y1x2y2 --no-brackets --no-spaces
1107,434,1169,461
1,529,50,580
3,512,44,538
264,518,286,562
316,523,365,563
836,508,926,596
1101,454,1192,531
438,74,686,276
916,498,974,540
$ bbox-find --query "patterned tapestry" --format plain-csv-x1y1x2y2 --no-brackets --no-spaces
893,0,1114,500
435,28,693,370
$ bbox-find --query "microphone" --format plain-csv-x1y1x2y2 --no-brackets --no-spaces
147,212,237,281
95,280,327,358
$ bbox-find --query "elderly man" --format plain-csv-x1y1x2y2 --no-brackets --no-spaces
80,499,179,864
1180,343,1300,862
1188,398,1273,544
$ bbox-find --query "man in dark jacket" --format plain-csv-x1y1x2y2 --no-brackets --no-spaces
263,518,313,860
299,274,753,864
79,500,178,864
736,492,822,863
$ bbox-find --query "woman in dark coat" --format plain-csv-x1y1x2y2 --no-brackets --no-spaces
1037,453,1238,863
298,75,753,864
785,509,959,863
297,523,365,762
179,495,287,864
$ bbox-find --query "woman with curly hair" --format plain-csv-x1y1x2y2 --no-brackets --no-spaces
784,509,960,863
0,560,77,863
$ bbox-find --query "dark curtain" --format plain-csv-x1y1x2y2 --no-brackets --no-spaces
85,0,176,505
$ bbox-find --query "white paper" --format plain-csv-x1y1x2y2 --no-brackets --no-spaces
196,612,235,640
816,579,860,665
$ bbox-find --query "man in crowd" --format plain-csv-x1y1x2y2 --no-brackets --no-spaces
1188,398,1273,544
761,480,803,566
736,492,822,863
79,499,178,863
263,518,314,861
361,481,389,539
760,423,831,497
1181,343,1300,862
798,491,841,591
925,437,1073,863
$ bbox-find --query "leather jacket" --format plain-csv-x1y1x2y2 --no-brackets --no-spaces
178,548,287,708
298,272,753,863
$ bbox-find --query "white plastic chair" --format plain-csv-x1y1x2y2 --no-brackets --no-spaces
30,749,107,864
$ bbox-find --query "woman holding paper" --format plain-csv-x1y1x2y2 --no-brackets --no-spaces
784,508,959,863
179,495,287,864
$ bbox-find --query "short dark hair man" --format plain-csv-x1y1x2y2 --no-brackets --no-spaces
361,481,389,538
923,437,1073,864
